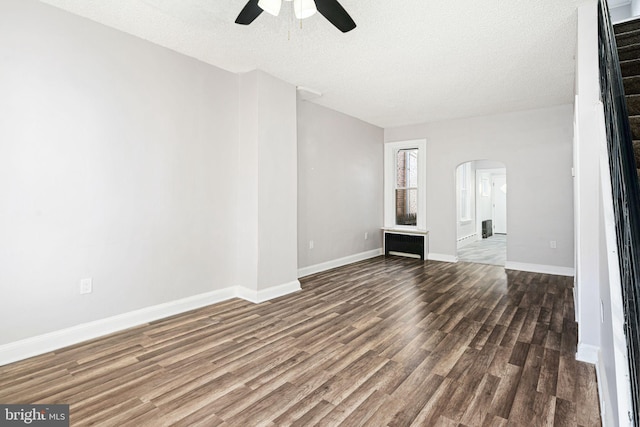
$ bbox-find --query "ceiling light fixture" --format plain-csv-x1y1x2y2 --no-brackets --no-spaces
257,0,317,20
236,0,356,33
257,0,281,16
293,0,317,19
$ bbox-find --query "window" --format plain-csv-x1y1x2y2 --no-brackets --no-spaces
384,140,426,230
395,149,418,226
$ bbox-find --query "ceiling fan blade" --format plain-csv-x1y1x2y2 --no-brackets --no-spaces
315,0,356,33
235,0,263,25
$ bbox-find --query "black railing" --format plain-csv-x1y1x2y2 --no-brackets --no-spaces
598,0,640,423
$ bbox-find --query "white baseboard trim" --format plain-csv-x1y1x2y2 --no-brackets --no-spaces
505,261,575,277
237,280,301,304
298,248,383,278
0,281,301,367
576,343,600,364
0,287,235,367
427,253,458,263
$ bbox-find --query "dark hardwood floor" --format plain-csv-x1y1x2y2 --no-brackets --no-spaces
0,257,601,426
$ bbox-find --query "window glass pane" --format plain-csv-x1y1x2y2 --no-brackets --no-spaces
396,149,418,189
460,188,469,219
396,188,417,226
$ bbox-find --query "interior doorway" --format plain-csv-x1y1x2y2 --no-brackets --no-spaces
455,160,507,266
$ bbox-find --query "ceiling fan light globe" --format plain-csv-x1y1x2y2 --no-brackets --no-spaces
258,0,282,16
293,0,317,19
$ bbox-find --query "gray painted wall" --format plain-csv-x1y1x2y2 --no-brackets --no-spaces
297,101,384,269
385,104,575,268
0,0,299,345
255,72,299,290
238,70,299,292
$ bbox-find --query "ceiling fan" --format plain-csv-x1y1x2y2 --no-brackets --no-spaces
235,0,356,33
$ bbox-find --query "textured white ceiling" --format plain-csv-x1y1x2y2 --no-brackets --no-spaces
39,0,590,128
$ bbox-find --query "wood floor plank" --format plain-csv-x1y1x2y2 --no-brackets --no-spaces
223,382,301,426
271,372,335,425
537,347,560,395
554,397,578,427
557,354,578,402
447,347,480,381
575,361,601,426
466,342,500,380
316,383,376,426
459,373,501,426
409,377,458,426
507,344,546,424
487,363,523,419
387,373,445,426
289,400,335,427
338,390,389,427
318,350,388,406
441,373,485,422
0,257,601,426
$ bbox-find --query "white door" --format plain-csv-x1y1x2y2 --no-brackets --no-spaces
492,174,507,234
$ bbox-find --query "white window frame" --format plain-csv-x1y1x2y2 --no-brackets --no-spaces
384,139,427,231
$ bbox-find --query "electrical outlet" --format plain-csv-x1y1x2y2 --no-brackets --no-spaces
80,278,92,294
364,232,368,240
550,240,557,249
309,240,314,249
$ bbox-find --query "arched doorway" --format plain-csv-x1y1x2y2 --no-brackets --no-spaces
455,160,507,266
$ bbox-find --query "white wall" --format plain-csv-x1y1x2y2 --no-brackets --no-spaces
297,101,384,270
575,0,603,361
475,160,506,169
599,195,619,427
385,105,575,270
256,72,299,291
237,72,260,294
238,70,299,293
0,0,300,348
0,0,241,345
